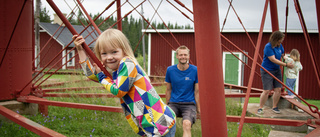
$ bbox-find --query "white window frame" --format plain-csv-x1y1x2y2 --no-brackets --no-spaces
67,50,75,67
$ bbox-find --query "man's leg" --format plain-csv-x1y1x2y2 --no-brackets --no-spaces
181,104,196,137
182,120,192,137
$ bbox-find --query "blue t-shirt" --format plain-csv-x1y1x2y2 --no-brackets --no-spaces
165,64,198,103
261,42,284,71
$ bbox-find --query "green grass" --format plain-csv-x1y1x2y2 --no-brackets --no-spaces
7,74,320,136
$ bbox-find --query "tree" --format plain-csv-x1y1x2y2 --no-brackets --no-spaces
40,7,52,23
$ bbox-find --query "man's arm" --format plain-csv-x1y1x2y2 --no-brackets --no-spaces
165,82,172,104
194,83,200,113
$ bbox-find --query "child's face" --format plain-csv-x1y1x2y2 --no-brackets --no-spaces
100,47,125,71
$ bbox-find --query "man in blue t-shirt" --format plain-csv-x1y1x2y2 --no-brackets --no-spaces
165,45,199,137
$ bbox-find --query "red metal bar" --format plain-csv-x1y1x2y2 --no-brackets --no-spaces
0,105,66,137
224,83,264,92
40,79,89,88
76,0,101,35
34,49,77,86
294,0,320,90
193,0,228,136
269,0,279,31
116,0,122,31
316,0,320,45
225,93,261,98
173,0,193,14
166,0,193,22
237,0,269,136
226,0,263,62
46,0,112,79
44,93,116,98
43,92,261,99
285,98,320,119
17,96,123,113
305,126,320,137
42,86,104,92
144,0,182,47
227,115,306,127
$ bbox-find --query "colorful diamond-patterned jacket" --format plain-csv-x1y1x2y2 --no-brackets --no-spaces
80,57,176,136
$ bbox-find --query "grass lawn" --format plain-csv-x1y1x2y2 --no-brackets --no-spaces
3,74,319,136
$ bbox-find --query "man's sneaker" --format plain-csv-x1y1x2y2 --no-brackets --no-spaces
257,108,264,114
272,107,280,114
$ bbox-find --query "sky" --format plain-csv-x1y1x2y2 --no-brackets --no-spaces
39,0,318,31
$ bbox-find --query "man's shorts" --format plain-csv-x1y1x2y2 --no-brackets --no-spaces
261,69,282,90
168,102,197,124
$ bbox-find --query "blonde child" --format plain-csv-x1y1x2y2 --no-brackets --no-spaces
72,28,176,137
284,49,303,99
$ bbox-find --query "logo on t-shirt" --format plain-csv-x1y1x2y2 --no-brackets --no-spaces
185,77,190,81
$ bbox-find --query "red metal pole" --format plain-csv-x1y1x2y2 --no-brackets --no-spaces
116,0,122,31
237,0,269,136
17,96,123,113
192,0,228,136
270,0,279,31
75,0,101,35
46,0,112,79
316,0,320,45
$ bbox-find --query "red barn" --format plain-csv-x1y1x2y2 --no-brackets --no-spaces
144,29,320,100
38,18,98,70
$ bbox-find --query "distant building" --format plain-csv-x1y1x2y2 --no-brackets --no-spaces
38,14,99,70
143,29,320,100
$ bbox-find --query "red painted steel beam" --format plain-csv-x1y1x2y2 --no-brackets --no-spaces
224,83,264,92
227,115,306,127
269,0,279,31
0,105,65,137
294,0,320,90
17,96,122,113
76,0,101,35
42,86,104,92
40,79,90,88
44,93,116,98
46,0,112,80
305,126,320,137
237,0,269,136
316,0,320,45
285,98,320,119
116,0,122,31
43,93,261,99
193,0,228,136
225,93,261,98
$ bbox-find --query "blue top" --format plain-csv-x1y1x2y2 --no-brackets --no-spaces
165,64,198,103
261,42,284,71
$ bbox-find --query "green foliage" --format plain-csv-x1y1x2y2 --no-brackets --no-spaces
136,54,148,72
40,7,52,23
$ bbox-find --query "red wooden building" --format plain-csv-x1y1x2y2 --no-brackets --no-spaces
38,18,98,70
144,29,320,100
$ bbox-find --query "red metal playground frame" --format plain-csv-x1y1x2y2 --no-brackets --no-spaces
0,0,320,136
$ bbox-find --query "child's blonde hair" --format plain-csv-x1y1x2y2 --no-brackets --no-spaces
94,29,148,77
94,28,135,61
290,49,300,61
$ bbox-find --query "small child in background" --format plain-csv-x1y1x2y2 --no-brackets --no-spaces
73,29,176,137
284,49,303,112
284,49,303,98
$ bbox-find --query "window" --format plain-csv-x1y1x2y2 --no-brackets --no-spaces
67,50,75,66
